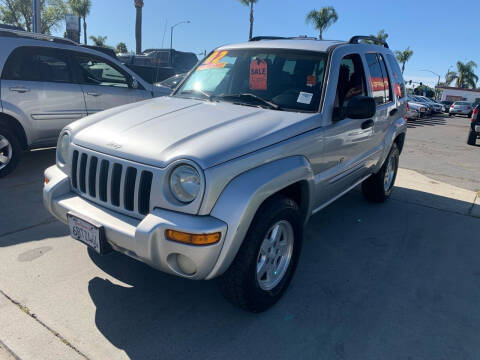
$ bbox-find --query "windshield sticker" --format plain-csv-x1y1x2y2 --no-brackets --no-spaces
297,92,313,104
197,50,229,71
306,75,316,87
249,59,268,90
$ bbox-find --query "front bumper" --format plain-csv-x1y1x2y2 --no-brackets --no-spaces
43,165,227,280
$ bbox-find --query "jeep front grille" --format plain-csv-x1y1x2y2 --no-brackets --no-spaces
71,149,153,216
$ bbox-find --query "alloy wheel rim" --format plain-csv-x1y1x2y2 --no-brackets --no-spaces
384,154,396,191
0,135,12,171
256,220,294,291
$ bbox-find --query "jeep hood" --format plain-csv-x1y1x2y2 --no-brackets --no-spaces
72,96,318,169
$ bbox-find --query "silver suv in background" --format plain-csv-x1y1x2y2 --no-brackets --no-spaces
449,101,473,117
44,35,407,312
0,30,165,177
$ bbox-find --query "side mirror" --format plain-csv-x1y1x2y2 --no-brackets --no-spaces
344,96,376,119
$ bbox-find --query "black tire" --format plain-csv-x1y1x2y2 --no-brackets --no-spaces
218,195,303,313
362,143,400,203
468,113,473,118
0,127,22,178
449,113,453,117
467,130,477,146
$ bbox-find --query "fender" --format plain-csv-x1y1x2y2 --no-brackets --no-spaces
0,104,33,146
374,116,407,173
206,155,314,279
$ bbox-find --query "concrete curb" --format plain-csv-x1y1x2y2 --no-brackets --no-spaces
394,168,479,218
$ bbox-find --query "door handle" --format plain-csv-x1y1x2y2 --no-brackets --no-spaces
9,87,30,93
361,119,374,130
87,92,101,97
389,108,398,116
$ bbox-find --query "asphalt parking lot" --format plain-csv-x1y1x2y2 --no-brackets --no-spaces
0,115,479,360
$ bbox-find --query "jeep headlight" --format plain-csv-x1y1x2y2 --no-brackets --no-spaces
57,132,70,165
169,165,201,203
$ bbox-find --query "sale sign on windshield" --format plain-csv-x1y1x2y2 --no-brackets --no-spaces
250,58,268,90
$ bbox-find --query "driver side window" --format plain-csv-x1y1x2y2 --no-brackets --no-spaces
335,54,367,109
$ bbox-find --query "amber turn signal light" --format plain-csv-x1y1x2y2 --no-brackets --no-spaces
44,176,50,184
165,229,221,246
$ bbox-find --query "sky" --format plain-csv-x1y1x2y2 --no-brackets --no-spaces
53,0,480,87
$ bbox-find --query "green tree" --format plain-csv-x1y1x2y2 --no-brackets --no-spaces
395,47,414,74
237,0,258,40
134,0,143,54
445,61,478,88
0,0,67,34
414,85,434,98
361,29,389,45
89,34,107,47
305,6,338,40
116,42,128,53
68,0,90,45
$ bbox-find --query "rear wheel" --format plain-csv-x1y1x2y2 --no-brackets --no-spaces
362,143,399,203
0,128,22,178
218,195,303,313
468,112,473,118
467,130,477,146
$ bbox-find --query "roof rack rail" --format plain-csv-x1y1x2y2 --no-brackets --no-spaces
349,35,389,48
249,36,288,42
0,29,78,46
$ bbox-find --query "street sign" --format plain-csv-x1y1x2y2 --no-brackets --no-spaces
65,15,80,32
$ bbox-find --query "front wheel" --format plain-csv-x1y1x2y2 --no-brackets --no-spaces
218,195,303,313
362,143,400,203
467,130,477,146
0,128,22,178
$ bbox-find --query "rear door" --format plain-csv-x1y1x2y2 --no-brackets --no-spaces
0,46,87,145
71,51,151,114
364,52,396,159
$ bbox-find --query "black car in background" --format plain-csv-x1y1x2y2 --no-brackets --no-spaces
468,105,480,146
440,100,453,113
118,49,198,84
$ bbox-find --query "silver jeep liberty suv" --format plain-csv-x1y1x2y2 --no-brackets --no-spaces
44,35,407,312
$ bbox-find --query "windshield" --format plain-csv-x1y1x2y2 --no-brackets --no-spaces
174,48,328,112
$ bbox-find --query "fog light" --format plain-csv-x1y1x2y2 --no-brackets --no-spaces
165,229,221,245
177,254,196,275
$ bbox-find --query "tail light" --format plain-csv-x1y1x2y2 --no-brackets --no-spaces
406,102,409,110
472,108,478,121
450,105,454,109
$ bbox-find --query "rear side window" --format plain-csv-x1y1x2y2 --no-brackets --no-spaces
386,54,406,99
365,53,392,106
2,47,72,83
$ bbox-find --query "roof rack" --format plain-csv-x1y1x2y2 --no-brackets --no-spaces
349,36,389,48
249,36,320,42
0,28,78,46
249,36,288,42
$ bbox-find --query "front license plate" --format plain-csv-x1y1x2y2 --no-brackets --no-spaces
67,212,110,254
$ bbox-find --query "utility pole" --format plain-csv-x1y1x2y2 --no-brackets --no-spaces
32,0,41,33
170,20,190,65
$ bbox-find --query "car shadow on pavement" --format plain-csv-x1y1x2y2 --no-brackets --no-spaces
86,187,480,360
0,149,56,241
407,116,447,128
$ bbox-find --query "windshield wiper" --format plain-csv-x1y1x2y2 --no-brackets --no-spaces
178,89,212,101
217,93,281,110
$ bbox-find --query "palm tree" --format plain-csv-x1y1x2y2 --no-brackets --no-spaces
445,61,478,88
89,35,107,47
361,29,389,45
134,0,144,54
395,47,414,74
116,42,128,54
306,7,338,40
237,0,258,40
68,0,91,45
